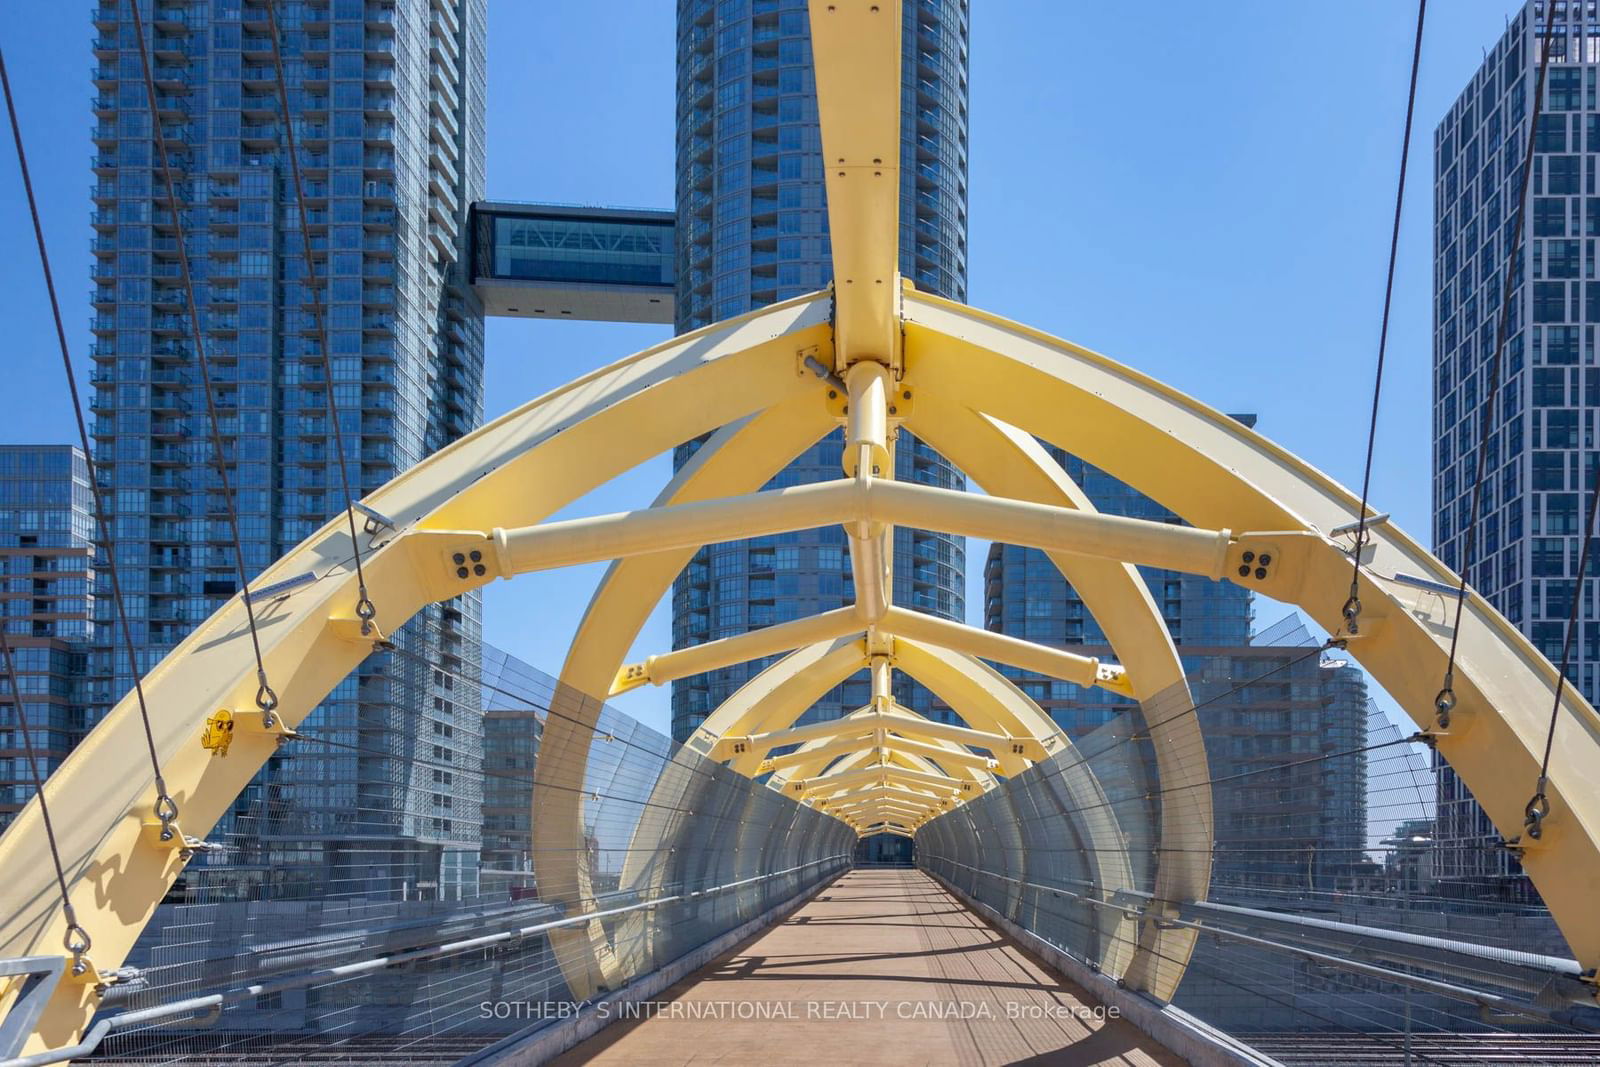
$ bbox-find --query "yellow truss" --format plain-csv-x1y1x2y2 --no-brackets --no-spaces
3,0,1600,1054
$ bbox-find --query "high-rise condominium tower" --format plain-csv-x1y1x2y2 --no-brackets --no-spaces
88,0,487,898
1432,0,1591,901
0,446,94,832
669,0,971,741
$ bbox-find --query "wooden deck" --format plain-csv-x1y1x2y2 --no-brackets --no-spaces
554,868,1184,1066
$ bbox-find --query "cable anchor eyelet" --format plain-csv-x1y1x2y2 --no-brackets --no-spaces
153,790,180,842
1341,594,1362,635
64,920,92,973
1433,683,1456,730
355,588,377,636
1525,791,1551,840
255,669,279,729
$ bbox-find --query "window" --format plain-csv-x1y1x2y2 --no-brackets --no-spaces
1535,197,1567,236
1535,281,1567,322
1547,156,1580,195
1533,451,1567,489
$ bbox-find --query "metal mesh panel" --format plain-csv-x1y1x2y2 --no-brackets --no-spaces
79,675,851,1063
917,656,1600,1055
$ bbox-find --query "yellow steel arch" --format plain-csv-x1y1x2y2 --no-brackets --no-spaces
899,287,1600,970
0,296,836,1051
8,1,1600,1057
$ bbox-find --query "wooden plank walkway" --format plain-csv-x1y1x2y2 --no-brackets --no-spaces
554,868,1184,1066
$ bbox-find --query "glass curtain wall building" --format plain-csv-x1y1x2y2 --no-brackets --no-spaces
1431,0,1597,901
669,0,970,741
479,642,547,899
0,447,94,832
87,0,487,900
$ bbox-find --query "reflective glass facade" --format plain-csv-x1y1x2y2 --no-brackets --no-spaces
473,204,675,288
89,0,487,899
469,202,676,322
1431,1,1596,899
0,447,93,831
478,642,547,895
670,0,970,741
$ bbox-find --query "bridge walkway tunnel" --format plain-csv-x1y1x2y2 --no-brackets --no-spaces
554,868,1182,1066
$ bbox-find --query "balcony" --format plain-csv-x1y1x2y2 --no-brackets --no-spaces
429,15,459,62
429,64,459,109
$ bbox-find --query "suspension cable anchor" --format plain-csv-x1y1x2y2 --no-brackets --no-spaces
1433,680,1456,731
1525,782,1552,841
152,788,180,843
255,669,279,729
329,610,388,645
355,586,377,636
1340,592,1362,636
62,916,93,979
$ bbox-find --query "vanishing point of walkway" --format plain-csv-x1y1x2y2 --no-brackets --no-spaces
556,868,1182,1066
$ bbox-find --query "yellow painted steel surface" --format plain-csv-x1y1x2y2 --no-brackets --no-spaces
810,0,902,372
8,0,1600,1054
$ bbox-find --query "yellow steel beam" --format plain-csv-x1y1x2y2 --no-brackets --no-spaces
825,795,943,819
831,796,935,818
759,733,994,783
683,638,871,776
760,731,878,774
611,606,862,694
816,782,947,809
719,707,1034,761
809,0,902,372
793,764,974,799
881,606,1130,693
759,656,998,788
483,476,1237,582
847,813,926,832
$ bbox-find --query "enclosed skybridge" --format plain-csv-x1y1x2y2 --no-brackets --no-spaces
469,202,676,324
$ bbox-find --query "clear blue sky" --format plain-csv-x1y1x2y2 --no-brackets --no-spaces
0,2,1522,736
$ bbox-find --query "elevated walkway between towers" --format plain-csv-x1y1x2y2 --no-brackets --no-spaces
548,869,1195,1067
469,201,675,323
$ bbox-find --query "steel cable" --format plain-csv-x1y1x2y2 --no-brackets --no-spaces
0,612,91,970
1435,0,1558,733
261,0,377,634
128,0,281,727
0,39,180,951
1343,0,1427,637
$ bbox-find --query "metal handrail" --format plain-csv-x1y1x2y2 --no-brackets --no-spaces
0,854,848,1067
922,858,1600,1028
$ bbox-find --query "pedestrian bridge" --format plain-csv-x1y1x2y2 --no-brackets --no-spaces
554,869,1185,1067
6,1,1600,1064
